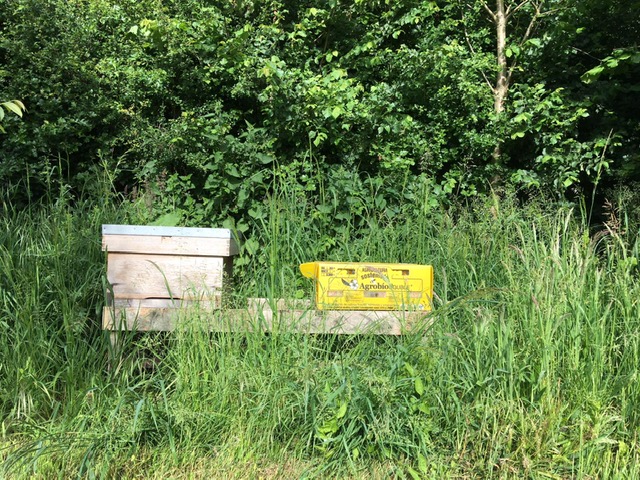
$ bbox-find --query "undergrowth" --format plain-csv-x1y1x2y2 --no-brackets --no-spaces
1,179,639,478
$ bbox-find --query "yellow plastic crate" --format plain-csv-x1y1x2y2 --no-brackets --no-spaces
300,262,433,311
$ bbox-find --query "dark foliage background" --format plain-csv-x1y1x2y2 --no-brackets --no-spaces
1,0,638,218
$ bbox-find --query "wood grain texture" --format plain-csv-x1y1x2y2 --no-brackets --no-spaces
112,298,220,309
106,253,223,299
250,308,429,335
102,305,432,335
247,297,312,311
103,234,238,256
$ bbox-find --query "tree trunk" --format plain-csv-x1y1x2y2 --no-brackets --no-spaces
493,0,508,163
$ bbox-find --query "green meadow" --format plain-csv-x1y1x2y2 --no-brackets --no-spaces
1,181,639,479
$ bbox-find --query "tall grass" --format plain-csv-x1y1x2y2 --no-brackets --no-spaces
1,181,639,478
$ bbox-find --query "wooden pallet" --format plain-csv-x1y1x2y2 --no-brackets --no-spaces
103,297,432,337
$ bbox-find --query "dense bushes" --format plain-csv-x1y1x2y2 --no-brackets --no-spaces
1,0,638,214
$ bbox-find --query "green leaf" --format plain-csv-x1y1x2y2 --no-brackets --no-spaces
222,217,235,229
238,187,248,203
527,38,542,48
243,238,260,255
605,58,619,68
512,112,529,123
352,447,359,460
317,418,338,437
406,466,421,480
1,101,23,117
404,362,416,376
247,208,265,220
374,194,386,209
151,212,182,226
225,164,241,178
336,401,348,419
418,453,428,474
415,378,424,396
581,65,604,83
256,153,274,164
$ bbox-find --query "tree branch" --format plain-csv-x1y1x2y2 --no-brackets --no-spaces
538,7,562,18
482,2,497,22
571,46,602,62
506,0,531,20
520,1,543,45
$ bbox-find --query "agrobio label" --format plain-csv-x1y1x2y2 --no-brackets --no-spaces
300,262,433,311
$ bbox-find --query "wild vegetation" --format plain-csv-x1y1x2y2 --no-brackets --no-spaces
1,0,639,210
1,177,639,478
1,0,639,478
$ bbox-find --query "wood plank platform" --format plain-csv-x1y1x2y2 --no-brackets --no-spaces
102,301,432,335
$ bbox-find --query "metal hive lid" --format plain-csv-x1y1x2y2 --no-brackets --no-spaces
102,224,236,239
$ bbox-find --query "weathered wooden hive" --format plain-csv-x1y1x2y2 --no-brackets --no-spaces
101,226,433,338
102,225,238,331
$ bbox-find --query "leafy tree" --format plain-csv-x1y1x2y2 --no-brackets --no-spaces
0,0,638,209
477,0,557,163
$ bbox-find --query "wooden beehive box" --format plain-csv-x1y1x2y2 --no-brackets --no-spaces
102,225,238,331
